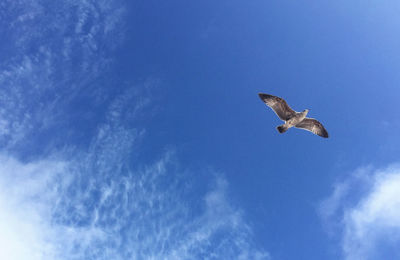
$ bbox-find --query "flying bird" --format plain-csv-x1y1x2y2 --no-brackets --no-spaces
258,93,329,138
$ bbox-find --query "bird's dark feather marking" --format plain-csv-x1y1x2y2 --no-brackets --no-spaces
295,118,329,138
258,93,296,121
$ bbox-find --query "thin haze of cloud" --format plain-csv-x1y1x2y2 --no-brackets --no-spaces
0,0,126,148
0,54,269,259
0,1,270,259
0,94,269,259
320,164,400,260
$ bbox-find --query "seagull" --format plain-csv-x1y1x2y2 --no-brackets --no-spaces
258,93,329,138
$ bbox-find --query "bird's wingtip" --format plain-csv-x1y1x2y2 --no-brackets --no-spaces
258,93,268,100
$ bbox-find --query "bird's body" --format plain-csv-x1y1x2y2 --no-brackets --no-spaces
278,109,309,133
258,93,329,138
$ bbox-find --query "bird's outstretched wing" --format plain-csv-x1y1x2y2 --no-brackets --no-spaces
295,118,329,138
258,93,296,121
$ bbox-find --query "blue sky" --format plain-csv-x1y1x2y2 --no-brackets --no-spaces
0,1,400,259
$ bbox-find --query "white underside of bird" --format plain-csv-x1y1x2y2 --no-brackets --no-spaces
280,110,309,132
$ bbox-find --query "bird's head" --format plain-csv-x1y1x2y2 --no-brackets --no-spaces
303,109,310,115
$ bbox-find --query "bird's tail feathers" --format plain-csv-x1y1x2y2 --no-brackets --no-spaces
277,125,288,133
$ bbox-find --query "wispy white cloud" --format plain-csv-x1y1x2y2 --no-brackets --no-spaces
0,0,126,149
0,157,111,260
0,2,269,259
0,144,268,260
0,87,269,260
165,177,270,260
320,164,400,260
0,156,69,260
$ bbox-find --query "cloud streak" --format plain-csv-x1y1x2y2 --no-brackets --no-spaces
0,139,269,260
0,2,269,259
0,0,126,149
0,87,269,259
